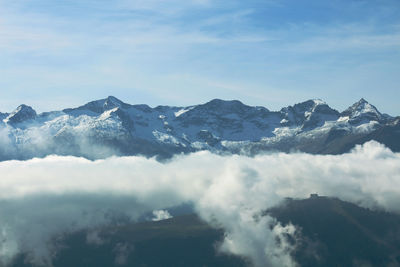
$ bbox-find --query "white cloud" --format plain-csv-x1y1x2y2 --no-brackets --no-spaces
0,141,399,266
152,210,173,221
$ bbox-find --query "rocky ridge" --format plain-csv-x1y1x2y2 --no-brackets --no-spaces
0,97,398,160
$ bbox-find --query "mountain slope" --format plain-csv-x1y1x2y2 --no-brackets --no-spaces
267,196,400,266
11,197,400,267
12,214,247,267
0,97,398,160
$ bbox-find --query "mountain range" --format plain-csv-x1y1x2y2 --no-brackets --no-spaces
1,97,399,160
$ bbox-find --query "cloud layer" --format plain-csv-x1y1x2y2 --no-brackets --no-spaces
0,141,400,266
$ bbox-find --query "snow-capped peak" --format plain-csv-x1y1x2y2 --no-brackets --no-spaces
63,96,130,116
345,98,379,114
280,99,339,129
189,99,258,116
3,104,37,125
342,98,382,124
103,96,124,110
91,96,125,111
1,97,397,162
311,99,327,106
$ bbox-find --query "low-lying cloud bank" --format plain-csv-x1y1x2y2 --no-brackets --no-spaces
0,141,400,266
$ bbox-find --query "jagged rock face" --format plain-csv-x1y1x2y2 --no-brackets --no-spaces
0,97,398,161
280,100,340,129
196,130,220,146
174,99,275,141
341,98,383,125
3,104,37,125
302,103,340,130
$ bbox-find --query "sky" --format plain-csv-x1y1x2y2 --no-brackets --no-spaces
0,0,399,114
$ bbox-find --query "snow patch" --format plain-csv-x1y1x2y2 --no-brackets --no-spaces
337,116,349,122
98,108,119,120
355,121,379,134
152,130,180,145
174,107,194,117
273,127,298,139
312,99,326,105
191,141,209,150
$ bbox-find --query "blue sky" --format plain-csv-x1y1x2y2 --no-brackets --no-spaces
0,0,399,114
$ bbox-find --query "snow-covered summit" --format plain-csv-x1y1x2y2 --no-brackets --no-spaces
3,104,37,125
280,99,339,129
173,99,270,122
63,96,133,116
341,98,384,125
